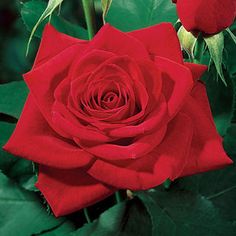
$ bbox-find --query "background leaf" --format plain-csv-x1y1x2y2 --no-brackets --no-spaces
106,0,177,31
0,122,17,172
203,70,234,136
0,81,28,119
71,199,152,236
0,172,73,236
0,121,37,191
21,0,88,42
136,187,236,236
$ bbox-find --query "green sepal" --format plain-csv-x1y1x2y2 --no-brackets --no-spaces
178,26,198,60
21,0,88,55
101,0,112,24
204,32,226,85
25,0,64,55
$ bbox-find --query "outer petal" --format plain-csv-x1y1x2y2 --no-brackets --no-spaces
184,62,207,81
33,24,87,68
128,23,183,63
3,95,93,169
84,23,150,60
24,43,86,134
78,125,167,161
180,82,233,176
88,113,193,190
36,165,115,216
155,56,193,118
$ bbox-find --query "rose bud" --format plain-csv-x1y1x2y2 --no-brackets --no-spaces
173,0,236,34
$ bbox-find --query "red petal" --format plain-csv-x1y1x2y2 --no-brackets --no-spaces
24,43,86,132
3,96,93,169
87,24,150,60
128,23,183,63
180,82,233,176
79,125,167,161
155,56,193,118
88,113,193,190
36,165,115,216
69,49,115,81
109,95,168,138
33,24,87,68
184,62,207,81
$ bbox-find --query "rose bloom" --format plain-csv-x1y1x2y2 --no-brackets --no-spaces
3,23,232,216
173,0,236,34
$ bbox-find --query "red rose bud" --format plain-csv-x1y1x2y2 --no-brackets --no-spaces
3,23,232,217
173,0,236,34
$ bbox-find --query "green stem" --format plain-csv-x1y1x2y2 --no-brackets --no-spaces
83,208,91,223
82,0,97,39
115,191,122,203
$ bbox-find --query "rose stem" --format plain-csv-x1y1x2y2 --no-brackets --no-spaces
83,208,92,223
81,0,97,40
115,191,122,203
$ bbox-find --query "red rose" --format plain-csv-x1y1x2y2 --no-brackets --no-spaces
3,23,232,216
173,0,236,34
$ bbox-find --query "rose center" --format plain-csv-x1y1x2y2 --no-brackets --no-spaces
103,92,116,102
101,91,119,109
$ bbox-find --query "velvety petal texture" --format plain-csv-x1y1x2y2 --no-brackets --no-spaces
173,0,236,34
36,165,115,217
3,23,232,216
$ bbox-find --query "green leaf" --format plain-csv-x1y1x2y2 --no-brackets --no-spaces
137,188,236,236
224,23,236,77
204,32,226,85
0,172,65,236
203,71,234,136
7,159,38,192
0,122,17,172
231,79,236,122
72,199,152,236
101,0,112,24
2,35,32,75
224,124,236,157
18,174,38,192
37,221,76,236
25,0,64,55
226,28,236,44
21,0,88,52
0,121,37,191
0,81,28,119
178,165,236,223
106,0,177,31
